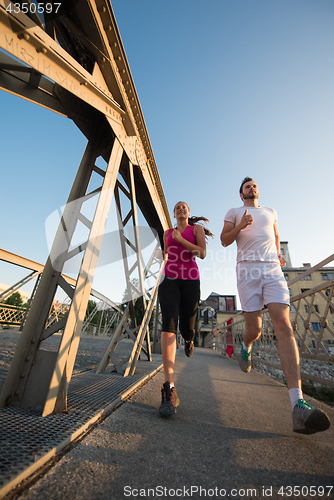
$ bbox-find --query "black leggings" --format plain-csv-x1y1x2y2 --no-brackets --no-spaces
158,277,200,342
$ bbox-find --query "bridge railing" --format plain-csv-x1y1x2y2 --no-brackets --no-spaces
0,299,121,337
0,304,27,328
205,255,334,390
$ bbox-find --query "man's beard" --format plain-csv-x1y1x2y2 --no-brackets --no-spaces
243,193,258,199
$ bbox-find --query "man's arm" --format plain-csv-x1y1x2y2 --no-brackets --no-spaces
220,209,253,247
273,221,286,267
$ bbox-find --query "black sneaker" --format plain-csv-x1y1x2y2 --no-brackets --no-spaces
159,381,180,416
184,340,194,357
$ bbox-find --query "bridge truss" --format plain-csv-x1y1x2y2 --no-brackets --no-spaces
0,0,170,415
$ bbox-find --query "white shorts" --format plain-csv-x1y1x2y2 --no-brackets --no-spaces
236,262,290,312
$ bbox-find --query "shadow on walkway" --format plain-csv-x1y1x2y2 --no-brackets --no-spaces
14,349,334,500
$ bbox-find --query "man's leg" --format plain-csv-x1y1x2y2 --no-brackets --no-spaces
268,302,330,434
243,310,263,346
239,310,262,372
267,302,301,389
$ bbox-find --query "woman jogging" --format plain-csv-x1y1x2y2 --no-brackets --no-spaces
158,201,213,416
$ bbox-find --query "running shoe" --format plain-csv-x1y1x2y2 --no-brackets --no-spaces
292,398,330,434
184,340,194,358
159,381,180,416
239,345,252,373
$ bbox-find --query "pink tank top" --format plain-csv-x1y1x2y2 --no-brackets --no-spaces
164,225,200,280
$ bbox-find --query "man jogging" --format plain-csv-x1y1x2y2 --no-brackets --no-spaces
220,177,330,434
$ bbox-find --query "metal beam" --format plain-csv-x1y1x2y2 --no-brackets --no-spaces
0,0,172,415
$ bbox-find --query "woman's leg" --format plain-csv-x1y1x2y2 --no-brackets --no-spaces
158,278,180,383
179,280,200,344
161,331,177,384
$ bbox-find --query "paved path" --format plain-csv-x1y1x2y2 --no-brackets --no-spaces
12,348,334,500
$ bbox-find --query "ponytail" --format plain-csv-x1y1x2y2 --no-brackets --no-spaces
188,216,214,239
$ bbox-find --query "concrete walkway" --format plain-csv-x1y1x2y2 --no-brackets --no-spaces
14,348,334,500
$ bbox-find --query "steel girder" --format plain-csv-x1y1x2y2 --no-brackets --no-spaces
0,0,170,415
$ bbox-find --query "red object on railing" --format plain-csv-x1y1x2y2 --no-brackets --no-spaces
226,345,234,358
226,317,234,357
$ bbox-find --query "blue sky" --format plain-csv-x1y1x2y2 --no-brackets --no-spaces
1,0,334,305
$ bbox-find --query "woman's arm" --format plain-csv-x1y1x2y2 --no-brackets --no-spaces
163,230,169,261
172,225,206,259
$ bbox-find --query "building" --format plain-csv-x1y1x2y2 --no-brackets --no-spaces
280,243,334,350
197,292,239,347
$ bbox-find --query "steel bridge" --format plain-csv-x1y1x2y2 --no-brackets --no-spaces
0,0,171,419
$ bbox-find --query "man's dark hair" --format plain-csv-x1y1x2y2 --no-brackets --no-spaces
239,176,254,194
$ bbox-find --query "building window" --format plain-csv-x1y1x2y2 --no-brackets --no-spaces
284,273,289,281
321,272,334,280
298,273,311,281
311,322,321,331
290,304,296,312
305,305,319,313
226,297,234,311
301,289,310,294
218,297,226,311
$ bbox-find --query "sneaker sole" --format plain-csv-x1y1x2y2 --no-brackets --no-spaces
239,359,251,373
294,409,331,435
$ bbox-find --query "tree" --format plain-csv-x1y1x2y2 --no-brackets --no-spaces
3,292,24,307
121,279,154,330
86,300,99,325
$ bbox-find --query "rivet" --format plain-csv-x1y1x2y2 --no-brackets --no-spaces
20,373,25,378
17,33,30,41
31,338,36,343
